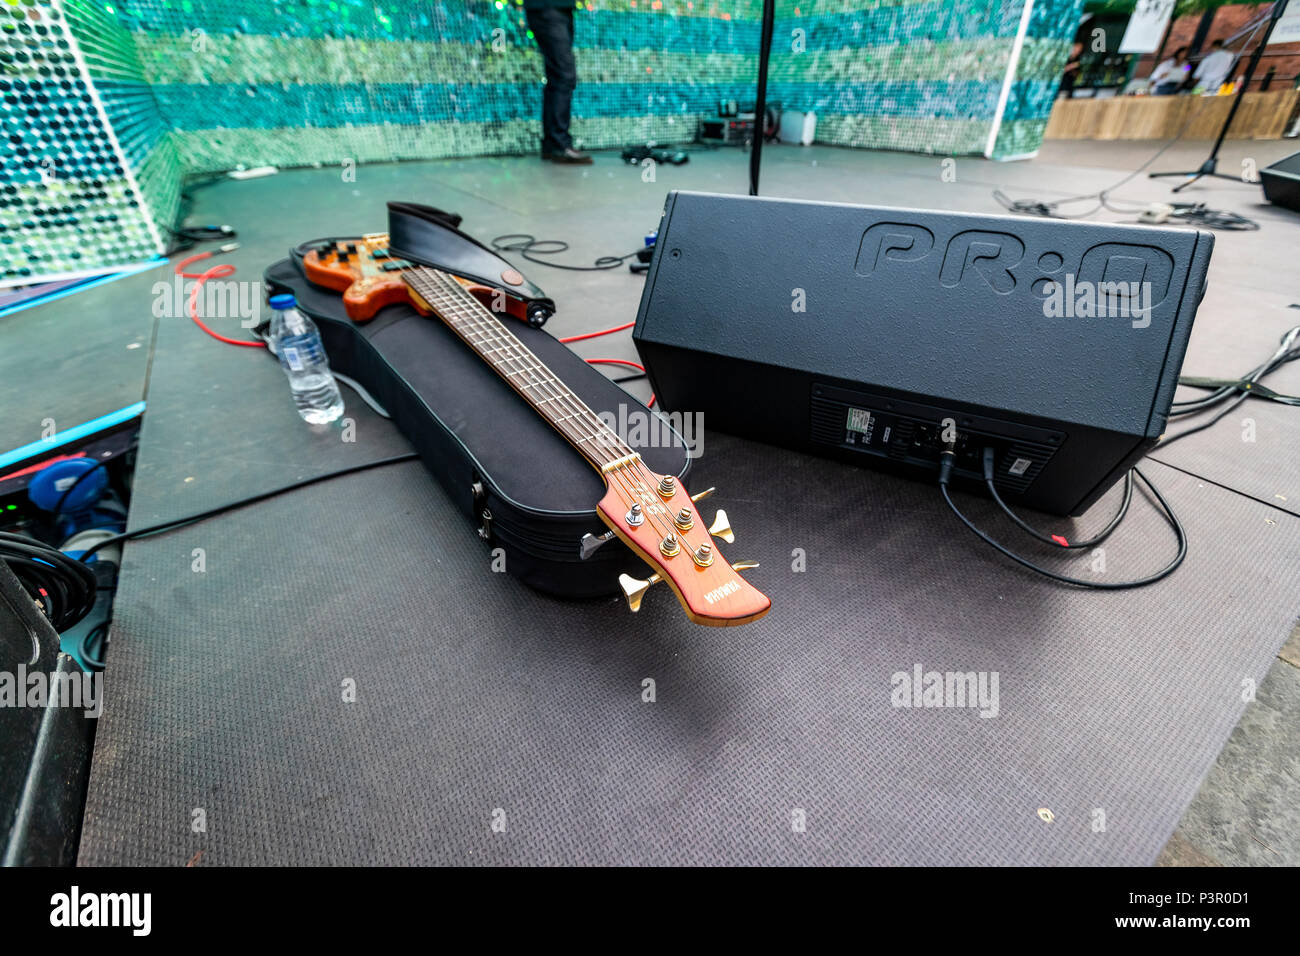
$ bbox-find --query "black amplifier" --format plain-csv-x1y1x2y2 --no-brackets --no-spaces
633,191,1214,516
699,116,755,145
1261,150,1300,213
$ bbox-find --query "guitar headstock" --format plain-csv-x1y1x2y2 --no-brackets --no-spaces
594,455,770,626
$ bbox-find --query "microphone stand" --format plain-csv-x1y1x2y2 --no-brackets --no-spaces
749,0,776,196
1149,0,1291,192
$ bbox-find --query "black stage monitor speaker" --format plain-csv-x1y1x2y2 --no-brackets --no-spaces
1260,150,1300,213
633,191,1214,516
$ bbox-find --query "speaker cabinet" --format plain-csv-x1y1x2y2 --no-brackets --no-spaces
1261,150,1300,213
633,191,1214,515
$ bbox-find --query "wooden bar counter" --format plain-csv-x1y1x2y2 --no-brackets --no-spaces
1045,89,1300,141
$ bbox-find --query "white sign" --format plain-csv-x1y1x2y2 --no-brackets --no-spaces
1268,4,1300,46
1119,0,1176,54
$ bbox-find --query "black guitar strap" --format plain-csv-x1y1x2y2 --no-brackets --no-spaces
386,201,556,327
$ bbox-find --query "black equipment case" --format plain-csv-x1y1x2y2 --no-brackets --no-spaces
263,205,690,599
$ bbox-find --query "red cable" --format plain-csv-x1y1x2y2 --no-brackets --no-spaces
561,325,653,405
560,324,654,406
559,321,634,344
175,251,266,349
178,252,654,415
585,358,654,407
584,357,644,372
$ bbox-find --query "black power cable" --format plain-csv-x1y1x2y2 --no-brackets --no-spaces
0,531,99,631
938,446,1187,590
51,457,112,515
76,453,420,563
991,98,1208,221
1155,322,1300,448
937,321,1300,587
79,621,109,672
1169,323,1300,410
1,453,419,633
489,234,642,272
990,85,1260,231
983,450,1135,551
166,174,235,254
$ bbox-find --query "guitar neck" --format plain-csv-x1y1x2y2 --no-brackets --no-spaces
401,266,635,472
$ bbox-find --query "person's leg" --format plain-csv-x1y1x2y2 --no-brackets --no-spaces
550,9,576,150
525,8,577,155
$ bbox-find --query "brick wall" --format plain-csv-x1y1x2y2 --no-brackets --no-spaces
1135,3,1300,91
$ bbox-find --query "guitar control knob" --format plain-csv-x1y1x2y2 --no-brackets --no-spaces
658,475,676,498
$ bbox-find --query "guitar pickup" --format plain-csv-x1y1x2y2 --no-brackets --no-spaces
380,260,408,271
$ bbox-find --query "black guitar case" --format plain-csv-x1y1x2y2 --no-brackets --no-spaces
262,203,691,599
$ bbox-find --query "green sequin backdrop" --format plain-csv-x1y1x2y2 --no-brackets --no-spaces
3,0,1081,281
3,0,182,283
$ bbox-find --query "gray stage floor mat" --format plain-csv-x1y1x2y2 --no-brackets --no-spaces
0,268,160,458
74,147,1300,865
1147,283,1300,518
125,279,411,529
77,434,1299,865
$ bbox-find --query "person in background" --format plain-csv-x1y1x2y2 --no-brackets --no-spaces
523,0,592,164
1149,46,1189,95
1194,39,1236,95
1059,41,1084,98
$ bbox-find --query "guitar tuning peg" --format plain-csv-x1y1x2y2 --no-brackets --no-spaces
707,509,734,544
618,571,662,613
580,529,615,560
690,486,716,503
731,559,760,572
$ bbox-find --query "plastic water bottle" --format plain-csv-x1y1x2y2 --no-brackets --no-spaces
268,293,344,424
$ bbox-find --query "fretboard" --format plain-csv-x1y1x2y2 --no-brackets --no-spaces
402,266,634,470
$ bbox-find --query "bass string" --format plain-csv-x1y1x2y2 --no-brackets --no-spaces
415,270,686,544
406,269,629,469
404,273,618,459
413,271,680,541
422,270,637,462
407,269,631,465
406,269,676,540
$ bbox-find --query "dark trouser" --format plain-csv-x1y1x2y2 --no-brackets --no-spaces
525,7,576,154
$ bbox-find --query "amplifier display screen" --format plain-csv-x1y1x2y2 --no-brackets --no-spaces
845,407,873,438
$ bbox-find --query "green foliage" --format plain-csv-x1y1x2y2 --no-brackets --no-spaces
1173,0,1218,14
1082,0,1136,14
1082,0,1267,17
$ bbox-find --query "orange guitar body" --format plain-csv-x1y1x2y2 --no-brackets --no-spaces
302,234,535,325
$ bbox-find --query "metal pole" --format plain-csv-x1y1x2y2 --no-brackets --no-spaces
749,0,776,196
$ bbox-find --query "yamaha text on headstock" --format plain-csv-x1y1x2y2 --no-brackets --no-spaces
304,235,771,626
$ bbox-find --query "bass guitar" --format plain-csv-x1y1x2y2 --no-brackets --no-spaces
303,235,770,626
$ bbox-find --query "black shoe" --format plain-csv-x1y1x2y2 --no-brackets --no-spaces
542,148,593,165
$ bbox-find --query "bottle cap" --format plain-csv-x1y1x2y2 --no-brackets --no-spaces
268,293,296,310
